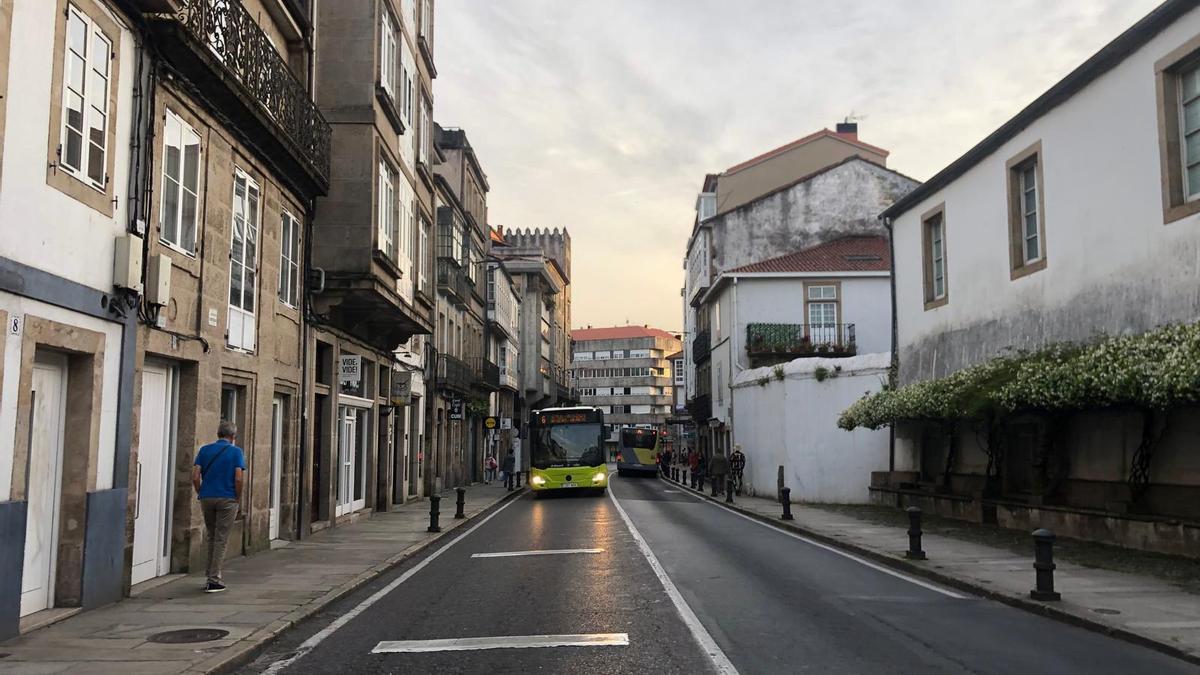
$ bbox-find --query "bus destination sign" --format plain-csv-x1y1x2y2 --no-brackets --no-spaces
539,411,597,425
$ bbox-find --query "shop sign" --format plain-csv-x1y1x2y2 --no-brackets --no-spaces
450,398,464,420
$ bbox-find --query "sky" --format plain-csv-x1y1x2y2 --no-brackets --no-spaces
432,0,1161,332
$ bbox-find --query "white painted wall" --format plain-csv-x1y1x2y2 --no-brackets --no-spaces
731,353,897,504
892,6,1200,383
0,0,135,292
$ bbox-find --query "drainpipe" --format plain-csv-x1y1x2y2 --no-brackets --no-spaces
729,277,738,455
882,215,898,474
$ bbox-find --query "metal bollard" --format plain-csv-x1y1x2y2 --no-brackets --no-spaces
1030,529,1061,601
455,487,466,519
726,479,734,503
780,487,794,520
905,506,927,560
515,471,522,488
428,494,442,533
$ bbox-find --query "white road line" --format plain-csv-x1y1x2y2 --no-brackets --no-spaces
471,548,603,558
261,496,521,675
673,484,967,600
372,633,629,653
608,480,739,675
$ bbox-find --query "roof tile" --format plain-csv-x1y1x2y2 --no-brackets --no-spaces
729,236,891,274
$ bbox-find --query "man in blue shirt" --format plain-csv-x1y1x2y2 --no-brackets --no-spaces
191,420,246,593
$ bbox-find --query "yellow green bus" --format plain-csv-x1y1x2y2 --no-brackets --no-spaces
616,428,660,477
528,407,608,496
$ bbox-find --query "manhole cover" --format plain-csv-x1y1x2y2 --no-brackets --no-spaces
147,628,230,644
1091,608,1122,615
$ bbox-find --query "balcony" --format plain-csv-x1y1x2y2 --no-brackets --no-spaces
692,330,711,363
686,394,711,422
556,381,577,405
437,260,467,307
437,354,474,395
499,365,520,391
147,0,330,198
471,358,500,392
746,323,857,365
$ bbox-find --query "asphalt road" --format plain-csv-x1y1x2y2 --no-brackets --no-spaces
242,471,1195,674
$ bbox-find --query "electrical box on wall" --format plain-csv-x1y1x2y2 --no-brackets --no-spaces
146,253,172,307
112,234,144,293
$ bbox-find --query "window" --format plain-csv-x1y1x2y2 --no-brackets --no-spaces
595,350,611,360
921,205,948,310
630,349,651,359
279,210,300,307
59,4,111,190
1006,142,1047,278
805,283,841,344
419,97,431,165
418,216,430,293
575,351,593,361
228,170,261,351
380,10,399,98
378,159,398,261
1155,42,1200,224
160,110,201,253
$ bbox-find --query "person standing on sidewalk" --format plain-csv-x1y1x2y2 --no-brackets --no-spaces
485,454,498,484
729,445,746,495
191,420,245,593
502,449,516,491
709,448,729,497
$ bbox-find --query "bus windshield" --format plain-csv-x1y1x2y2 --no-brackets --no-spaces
533,423,604,468
620,429,658,449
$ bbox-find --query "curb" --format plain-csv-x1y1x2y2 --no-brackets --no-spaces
659,474,1200,668
193,487,527,674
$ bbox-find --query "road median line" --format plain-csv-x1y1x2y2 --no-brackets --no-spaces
194,487,527,675
658,475,1200,668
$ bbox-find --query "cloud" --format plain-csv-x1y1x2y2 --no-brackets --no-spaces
433,0,1161,330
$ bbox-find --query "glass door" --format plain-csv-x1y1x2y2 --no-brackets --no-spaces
336,404,368,516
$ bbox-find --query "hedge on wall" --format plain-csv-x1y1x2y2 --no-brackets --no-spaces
837,321,1200,431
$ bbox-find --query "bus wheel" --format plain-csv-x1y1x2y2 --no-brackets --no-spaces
594,487,606,497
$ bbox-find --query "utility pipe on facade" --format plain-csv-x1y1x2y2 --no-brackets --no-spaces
881,215,899,474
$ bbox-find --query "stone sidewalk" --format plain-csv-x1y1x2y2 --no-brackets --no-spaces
664,474,1200,666
0,483,521,674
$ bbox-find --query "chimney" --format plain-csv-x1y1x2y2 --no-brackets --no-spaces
835,122,858,140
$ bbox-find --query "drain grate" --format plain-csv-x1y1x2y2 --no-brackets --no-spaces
147,628,230,644
1091,608,1122,615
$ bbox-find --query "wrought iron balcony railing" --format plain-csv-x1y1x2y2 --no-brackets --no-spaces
437,354,474,394
692,330,711,363
746,323,857,359
470,358,500,391
172,0,330,187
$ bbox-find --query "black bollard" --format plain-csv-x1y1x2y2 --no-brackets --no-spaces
780,487,794,520
515,471,522,488
1030,529,1061,601
428,494,442,533
905,506,927,560
455,487,466,519
725,479,734,503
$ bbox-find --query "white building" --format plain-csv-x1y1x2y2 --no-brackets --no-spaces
487,255,522,458
0,0,139,634
682,129,917,460
879,0,1200,556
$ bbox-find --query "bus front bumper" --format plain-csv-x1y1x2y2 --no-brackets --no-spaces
529,467,608,491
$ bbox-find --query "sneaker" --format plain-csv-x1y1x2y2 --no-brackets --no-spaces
204,581,227,594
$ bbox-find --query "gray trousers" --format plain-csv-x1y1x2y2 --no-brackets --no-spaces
201,498,240,583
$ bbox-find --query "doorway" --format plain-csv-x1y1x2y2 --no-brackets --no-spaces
269,395,284,540
335,403,369,516
131,362,178,586
21,352,68,617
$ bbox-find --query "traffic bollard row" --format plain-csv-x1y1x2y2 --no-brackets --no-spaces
780,487,794,520
455,487,466,519
905,506,927,560
428,494,442,533
1030,528,1061,601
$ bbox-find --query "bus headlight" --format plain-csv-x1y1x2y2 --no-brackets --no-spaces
592,472,606,483
531,475,546,486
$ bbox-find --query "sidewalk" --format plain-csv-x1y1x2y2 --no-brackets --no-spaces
0,483,521,674
664,474,1200,666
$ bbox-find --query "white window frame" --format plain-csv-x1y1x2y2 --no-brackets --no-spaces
418,216,429,291
378,158,398,262
380,10,399,99
929,215,946,300
227,169,261,352
60,4,112,190
1019,161,1041,263
279,209,300,308
159,110,202,254
1180,62,1200,201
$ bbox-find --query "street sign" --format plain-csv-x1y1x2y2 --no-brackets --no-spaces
391,370,413,406
500,417,512,430
450,398,464,421
484,416,498,429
